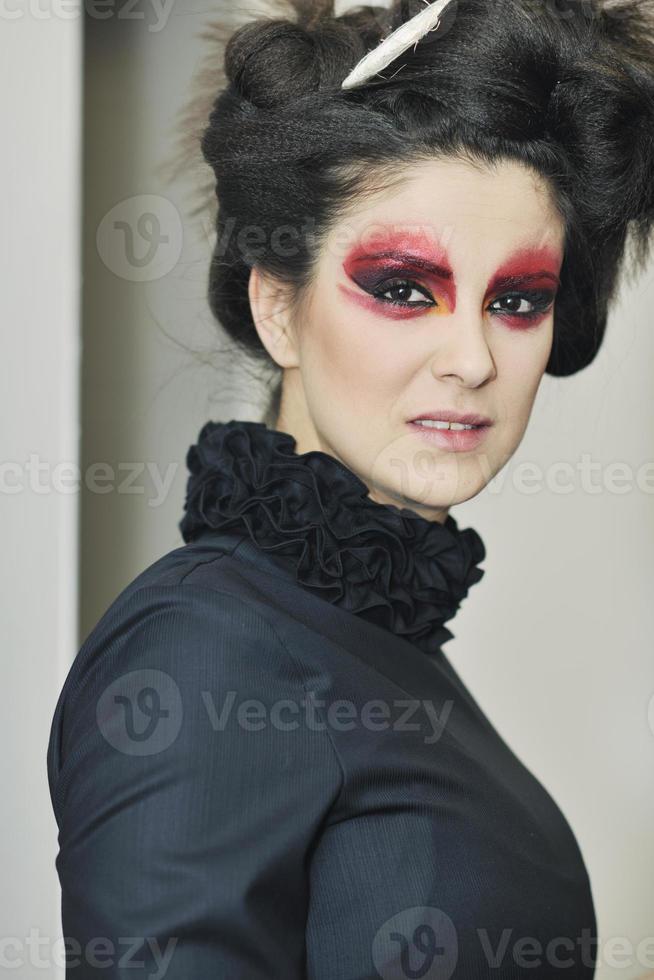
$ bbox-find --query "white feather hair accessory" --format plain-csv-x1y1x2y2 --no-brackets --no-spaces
341,0,457,90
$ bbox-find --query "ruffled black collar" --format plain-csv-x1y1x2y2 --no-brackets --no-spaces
179,420,486,656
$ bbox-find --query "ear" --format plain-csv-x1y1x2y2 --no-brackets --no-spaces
248,266,300,369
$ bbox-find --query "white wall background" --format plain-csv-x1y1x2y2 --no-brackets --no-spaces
4,0,653,976
1,3,82,977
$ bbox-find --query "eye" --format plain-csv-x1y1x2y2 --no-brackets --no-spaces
371,278,436,308
488,289,556,321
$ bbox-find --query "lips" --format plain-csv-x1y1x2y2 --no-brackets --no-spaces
407,411,493,452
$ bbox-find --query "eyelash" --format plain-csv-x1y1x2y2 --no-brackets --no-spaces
370,277,556,321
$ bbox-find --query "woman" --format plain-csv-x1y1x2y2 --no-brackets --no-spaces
47,0,654,976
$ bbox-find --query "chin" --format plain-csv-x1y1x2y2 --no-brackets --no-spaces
408,486,481,516
367,444,486,512
366,474,465,516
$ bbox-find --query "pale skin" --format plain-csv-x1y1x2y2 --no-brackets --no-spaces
248,155,566,523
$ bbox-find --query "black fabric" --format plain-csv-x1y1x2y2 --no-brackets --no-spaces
47,419,598,979
179,419,486,653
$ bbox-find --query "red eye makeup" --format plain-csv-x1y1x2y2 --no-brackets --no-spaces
484,246,562,329
339,234,562,327
339,232,455,320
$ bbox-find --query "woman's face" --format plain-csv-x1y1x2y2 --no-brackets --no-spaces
251,156,566,521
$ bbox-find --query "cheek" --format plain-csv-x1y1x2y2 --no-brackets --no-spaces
494,317,554,423
302,304,417,406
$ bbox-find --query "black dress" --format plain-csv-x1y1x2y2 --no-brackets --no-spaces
47,419,598,979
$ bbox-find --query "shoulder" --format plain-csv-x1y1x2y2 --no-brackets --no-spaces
47,536,335,819
92,579,295,684
75,529,294,678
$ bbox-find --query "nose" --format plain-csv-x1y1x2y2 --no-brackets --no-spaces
429,305,496,388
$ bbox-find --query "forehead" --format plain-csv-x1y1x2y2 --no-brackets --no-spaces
324,156,566,269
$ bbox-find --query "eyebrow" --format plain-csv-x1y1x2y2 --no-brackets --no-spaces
350,250,454,281
487,270,561,292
